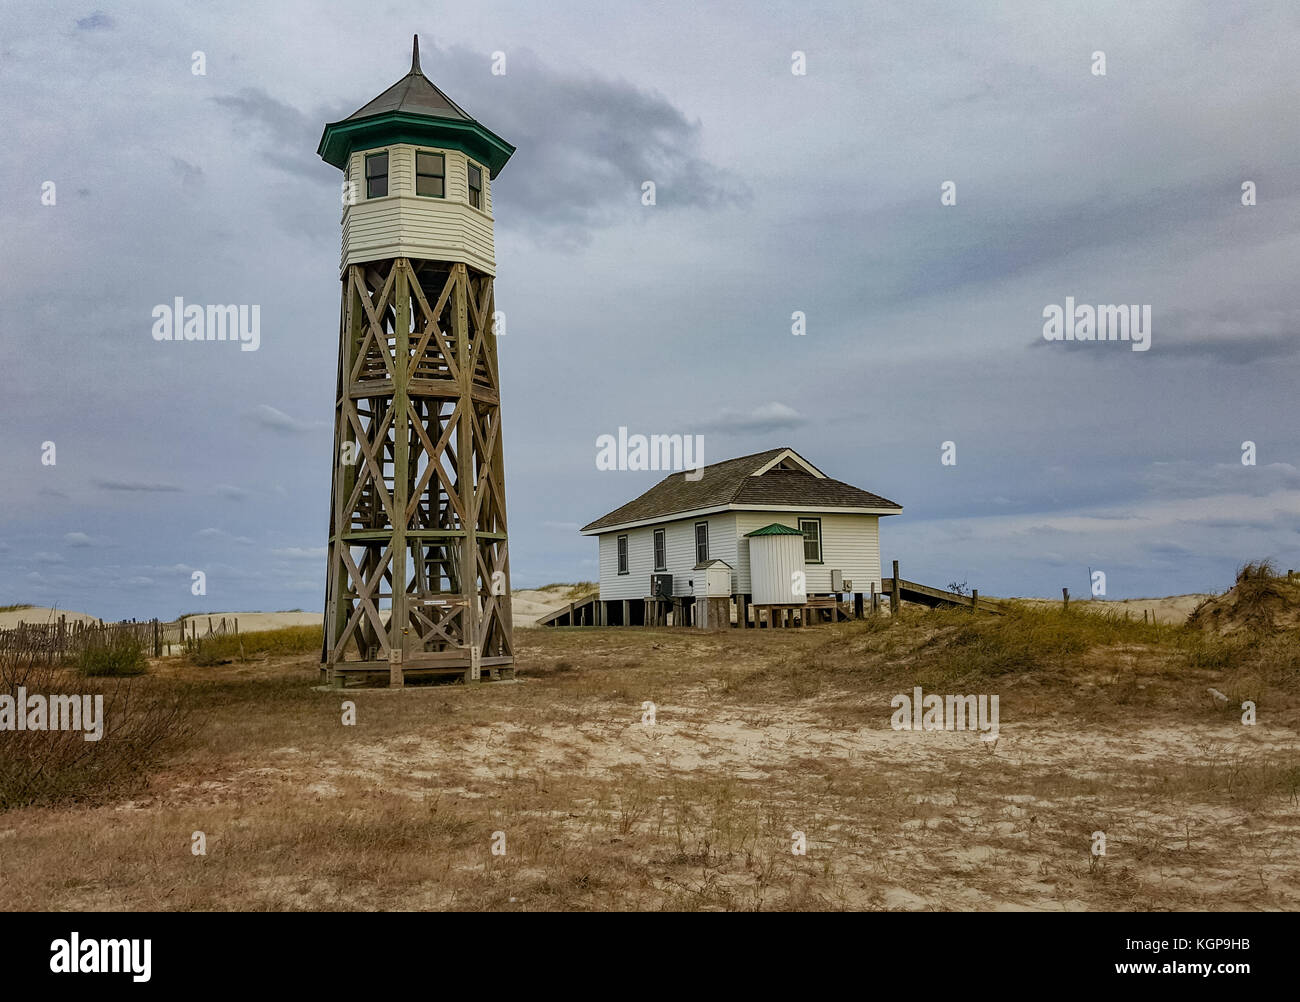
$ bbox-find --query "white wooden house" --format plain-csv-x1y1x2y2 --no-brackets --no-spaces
579,447,902,626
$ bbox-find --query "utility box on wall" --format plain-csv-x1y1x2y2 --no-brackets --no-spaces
695,560,733,597
693,559,733,628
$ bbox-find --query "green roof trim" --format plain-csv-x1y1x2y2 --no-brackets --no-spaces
318,111,515,178
744,523,805,537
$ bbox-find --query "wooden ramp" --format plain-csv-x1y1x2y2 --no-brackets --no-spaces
804,595,853,622
881,578,1005,615
537,593,600,627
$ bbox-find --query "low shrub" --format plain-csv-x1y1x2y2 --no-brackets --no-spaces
0,649,194,810
77,630,148,677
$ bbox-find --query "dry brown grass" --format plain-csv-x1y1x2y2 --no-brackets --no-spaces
1,607,1297,911
1189,561,1300,636
191,625,321,666
0,649,195,810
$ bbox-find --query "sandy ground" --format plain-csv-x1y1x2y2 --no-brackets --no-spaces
1004,594,1212,625
510,586,592,627
3,620,1296,912
187,588,581,633
0,589,1213,635
2,587,584,634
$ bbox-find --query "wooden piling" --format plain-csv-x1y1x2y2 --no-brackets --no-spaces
1062,587,1069,611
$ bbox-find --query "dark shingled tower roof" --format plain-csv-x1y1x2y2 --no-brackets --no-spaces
580,448,902,533
317,35,515,176
343,36,475,123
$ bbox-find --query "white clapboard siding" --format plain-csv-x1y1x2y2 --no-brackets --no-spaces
732,512,881,595
597,513,737,601
341,144,496,274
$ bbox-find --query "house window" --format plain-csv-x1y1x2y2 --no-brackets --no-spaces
799,518,822,564
416,151,445,198
365,152,388,198
617,535,629,575
468,162,483,209
653,528,666,572
695,522,709,564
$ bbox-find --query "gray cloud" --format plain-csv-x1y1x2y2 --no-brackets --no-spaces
75,12,113,30
1140,540,1198,557
213,43,750,247
701,403,804,434
471,47,750,245
170,157,204,187
3,2,1300,616
198,528,255,544
1029,304,1300,365
94,480,183,493
272,546,328,559
245,405,324,434
1137,460,1300,500
1150,305,1300,364
211,89,339,181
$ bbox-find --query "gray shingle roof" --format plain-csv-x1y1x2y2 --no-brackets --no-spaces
580,448,901,533
343,36,474,124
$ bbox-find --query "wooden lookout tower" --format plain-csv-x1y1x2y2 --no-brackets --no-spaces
317,36,515,687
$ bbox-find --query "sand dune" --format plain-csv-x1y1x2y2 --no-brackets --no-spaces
0,607,101,630
1002,593,1212,625
180,611,320,632
0,586,584,635
182,589,580,633
1,589,1212,633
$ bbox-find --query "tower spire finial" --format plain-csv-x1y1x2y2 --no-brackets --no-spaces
411,34,421,75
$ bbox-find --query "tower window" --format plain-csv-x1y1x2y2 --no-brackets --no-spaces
468,163,483,209
365,152,388,198
416,151,445,197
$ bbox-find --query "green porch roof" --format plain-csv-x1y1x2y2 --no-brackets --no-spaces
744,523,805,537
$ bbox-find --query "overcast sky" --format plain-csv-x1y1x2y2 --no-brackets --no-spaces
2,1,1299,620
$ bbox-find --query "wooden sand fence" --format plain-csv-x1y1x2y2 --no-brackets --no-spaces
0,615,240,660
